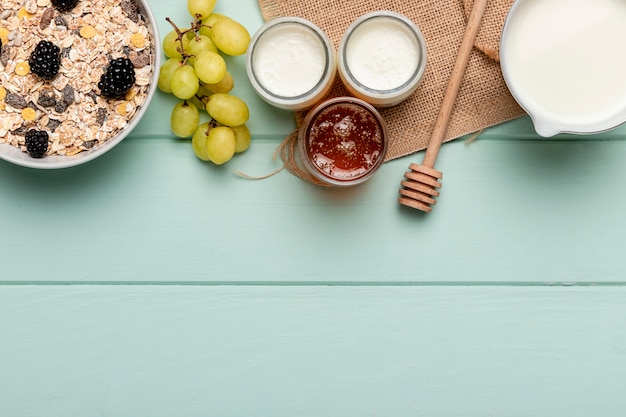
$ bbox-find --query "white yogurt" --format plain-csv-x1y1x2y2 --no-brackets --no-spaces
252,24,326,97
247,17,336,110
345,17,420,91
337,11,427,107
501,0,626,136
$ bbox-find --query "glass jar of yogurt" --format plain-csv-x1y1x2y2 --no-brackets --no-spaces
337,11,427,107
246,17,336,111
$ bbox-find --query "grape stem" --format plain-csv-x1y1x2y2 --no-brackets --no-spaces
203,119,219,136
165,16,203,64
193,94,208,109
165,17,189,63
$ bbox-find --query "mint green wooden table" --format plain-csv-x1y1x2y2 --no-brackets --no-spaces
2,0,626,415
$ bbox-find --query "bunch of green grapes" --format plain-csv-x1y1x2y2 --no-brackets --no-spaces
158,0,252,165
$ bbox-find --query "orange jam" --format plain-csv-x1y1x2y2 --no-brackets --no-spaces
300,98,387,185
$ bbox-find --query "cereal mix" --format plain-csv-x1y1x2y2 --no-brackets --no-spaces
0,0,155,157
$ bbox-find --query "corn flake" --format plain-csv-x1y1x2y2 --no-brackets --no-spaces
115,102,130,116
130,32,146,49
21,107,37,121
80,25,97,39
17,7,34,19
0,28,9,44
15,61,31,76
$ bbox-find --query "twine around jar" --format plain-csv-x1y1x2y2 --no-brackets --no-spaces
236,129,332,186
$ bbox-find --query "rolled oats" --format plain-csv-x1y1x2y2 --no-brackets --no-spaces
0,0,154,157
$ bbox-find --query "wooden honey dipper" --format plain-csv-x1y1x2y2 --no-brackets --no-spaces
399,0,489,212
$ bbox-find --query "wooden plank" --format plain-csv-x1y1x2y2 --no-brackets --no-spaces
2,139,626,283
1,285,625,417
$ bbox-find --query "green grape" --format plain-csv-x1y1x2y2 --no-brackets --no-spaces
194,51,226,84
202,70,234,94
186,34,218,66
196,82,212,98
171,65,199,100
162,29,190,59
185,30,197,42
193,84,212,109
187,0,217,19
170,101,200,138
205,126,236,165
209,19,251,56
199,13,231,38
192,122,212,161
231,124,251,153
158,58,181,93
206,93,249,127
189,95,208,111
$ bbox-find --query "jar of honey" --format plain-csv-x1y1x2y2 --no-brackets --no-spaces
298,97,388,186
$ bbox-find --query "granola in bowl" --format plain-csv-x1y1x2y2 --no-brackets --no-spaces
0,0,159,168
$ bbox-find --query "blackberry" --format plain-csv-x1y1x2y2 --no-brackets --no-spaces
29,40,61,80
25,130,49,158
51,0,80,12
98,57,136,99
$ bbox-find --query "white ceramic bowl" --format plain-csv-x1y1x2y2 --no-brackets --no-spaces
0,0,161,169
500,0,626,137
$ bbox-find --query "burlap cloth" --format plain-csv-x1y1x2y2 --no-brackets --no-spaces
257,0,525,162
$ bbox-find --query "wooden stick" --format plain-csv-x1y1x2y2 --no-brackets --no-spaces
398,0,489,212
422,0,489,168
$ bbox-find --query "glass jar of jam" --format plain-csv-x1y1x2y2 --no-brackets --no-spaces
298,97,388,186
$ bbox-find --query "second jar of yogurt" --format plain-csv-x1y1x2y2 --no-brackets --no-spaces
337,11,427,107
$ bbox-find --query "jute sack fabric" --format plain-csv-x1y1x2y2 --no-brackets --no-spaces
257,0,525,162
